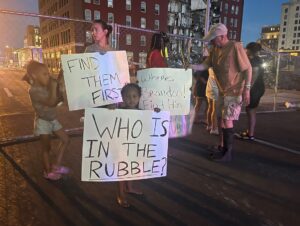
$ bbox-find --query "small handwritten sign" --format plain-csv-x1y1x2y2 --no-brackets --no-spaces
61,51,130,110
137,68,192,115
81,108,170,182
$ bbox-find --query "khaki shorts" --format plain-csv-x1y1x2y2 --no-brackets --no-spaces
216,95,242,121
34,118,62,135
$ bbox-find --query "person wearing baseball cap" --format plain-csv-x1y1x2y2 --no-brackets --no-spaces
190,23,252,162
202,23,228,43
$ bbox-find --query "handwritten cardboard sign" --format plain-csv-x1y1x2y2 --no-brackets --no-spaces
81,108,170,182
137,68,192,115
61,51,130,111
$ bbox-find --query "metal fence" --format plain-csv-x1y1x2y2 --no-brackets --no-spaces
1,8,300,112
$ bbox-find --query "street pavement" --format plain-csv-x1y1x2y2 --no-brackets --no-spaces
0,69,299,226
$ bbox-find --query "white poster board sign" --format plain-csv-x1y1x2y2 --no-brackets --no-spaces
137,68,192,115
81,108,170,182
61,51,130,111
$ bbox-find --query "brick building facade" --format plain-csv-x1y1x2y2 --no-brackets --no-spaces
38,0,168,72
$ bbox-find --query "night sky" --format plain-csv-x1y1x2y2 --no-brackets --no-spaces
241,0,287,45
0,0,289,51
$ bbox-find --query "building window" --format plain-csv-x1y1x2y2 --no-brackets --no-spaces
93,0,100,5
294,33,297,38
141,17,146,28
154,20,159,30
141,1,146,13
224,3,228,14
293,40,296,44
126,15,132,26
231,5,235,14
230,18,234,27
223,16,227,25
84,0,91,3
94,10,100,20
283,27,286,32
284,15,287,20
296,20,298,24
235,6,239,15
108,13,114,23
281,41,285,45
140,35,146,46
282,34,285,39
155,4,160,15
126,0,131,10
229,31,233,39
294,26,297,31
284,21,287,26
126,34,132,45
234,18,238,28
85,9,92,21
297,6,300,11
86,30,93,43
298,33,300,37
233,31,237,39
108,0,113,8
284,8,288,13
139,52,147,68
126,51,134,64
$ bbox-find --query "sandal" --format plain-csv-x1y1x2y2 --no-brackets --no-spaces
240,131,255,141
117,196,130,208
43,171,62,180
53,165,70,174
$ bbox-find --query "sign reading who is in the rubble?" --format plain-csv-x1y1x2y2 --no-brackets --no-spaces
81,108,170,182
61,51,130,111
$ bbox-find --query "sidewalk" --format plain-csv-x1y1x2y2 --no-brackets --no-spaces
258,89,300,112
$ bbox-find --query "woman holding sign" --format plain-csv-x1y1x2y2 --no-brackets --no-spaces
85,20,142,208
85,19,114,53
146,33,193,139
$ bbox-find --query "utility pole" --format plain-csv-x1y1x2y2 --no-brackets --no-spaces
203,0,211,56
204,0,211,36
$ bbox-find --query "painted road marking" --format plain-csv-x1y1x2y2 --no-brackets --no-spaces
3,88,13,97
235,133,299,155
254,138,300,155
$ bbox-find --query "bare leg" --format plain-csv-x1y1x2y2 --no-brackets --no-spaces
53,128,69,167
117,181,130,207
206,98,213,129
40,135,51,173
247,108,257,137
126,181,143,195
218,117,223,147
194,97,201,122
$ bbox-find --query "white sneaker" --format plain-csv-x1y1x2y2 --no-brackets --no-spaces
210,128,219,135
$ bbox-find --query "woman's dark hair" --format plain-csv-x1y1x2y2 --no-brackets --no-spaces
147,32,169,65
149,32,169,51
93,19,113,38
121,83,142,98
246,42,262,55
22,60,45,84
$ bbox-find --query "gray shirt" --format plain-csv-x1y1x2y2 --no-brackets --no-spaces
84,43,114,53
29,85,57,121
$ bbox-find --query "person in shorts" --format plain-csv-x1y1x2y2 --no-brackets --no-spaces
191,23,252,161
24,61,70,180
239,42,265,141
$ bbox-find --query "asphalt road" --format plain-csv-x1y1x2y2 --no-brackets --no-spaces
0,69,299,226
